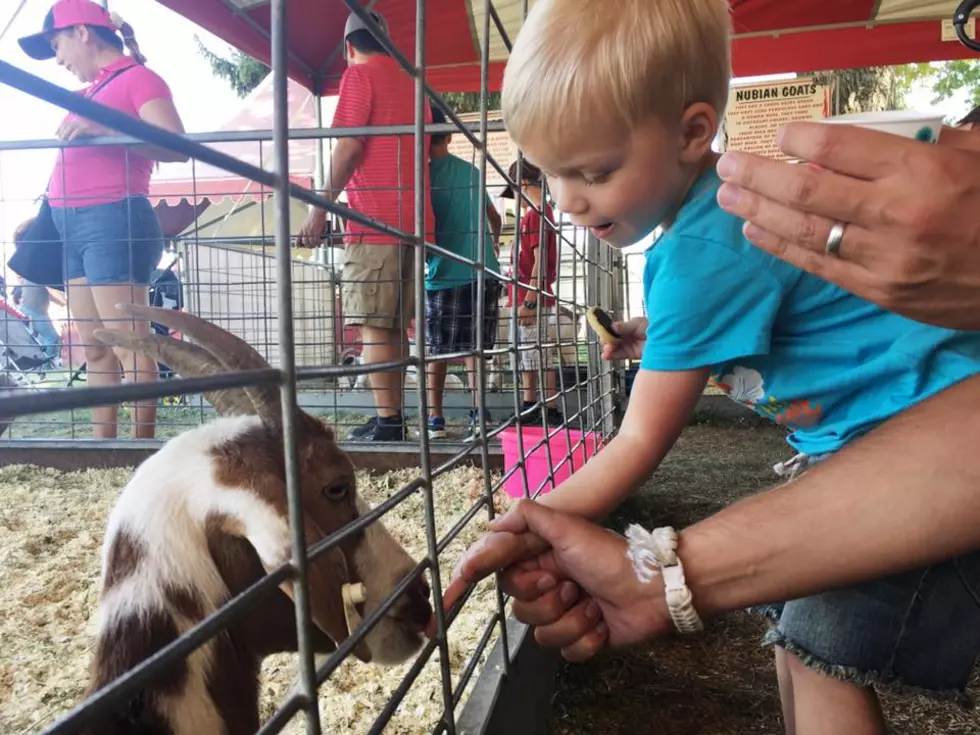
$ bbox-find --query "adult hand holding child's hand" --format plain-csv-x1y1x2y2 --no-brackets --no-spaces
434,500,673,662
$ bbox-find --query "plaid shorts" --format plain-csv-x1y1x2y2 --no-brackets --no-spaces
424,281,501,355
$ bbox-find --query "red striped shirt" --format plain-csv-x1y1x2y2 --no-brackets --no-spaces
331,55,433,246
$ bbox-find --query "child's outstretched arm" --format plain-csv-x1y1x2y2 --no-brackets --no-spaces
535,366,711,521
439,366,711,622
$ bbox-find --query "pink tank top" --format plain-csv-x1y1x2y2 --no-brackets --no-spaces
48,57,173,208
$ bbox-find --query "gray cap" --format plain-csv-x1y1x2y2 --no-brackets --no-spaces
344,8,389,40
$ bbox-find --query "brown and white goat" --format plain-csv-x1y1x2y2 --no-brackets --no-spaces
81,304,432,735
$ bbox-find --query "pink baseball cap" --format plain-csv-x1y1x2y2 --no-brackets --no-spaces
18,0,118,61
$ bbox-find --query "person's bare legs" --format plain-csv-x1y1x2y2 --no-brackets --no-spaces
522,370,537,405
543,361,558,408
427,359,448,419
89,283,158,439
775,647,797,735
361,324,406,418
783,649,886,735
66,280,119,439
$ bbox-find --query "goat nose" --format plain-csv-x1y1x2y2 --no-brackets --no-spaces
398,576,433,631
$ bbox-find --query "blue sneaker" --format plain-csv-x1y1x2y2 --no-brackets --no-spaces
428,416,447,440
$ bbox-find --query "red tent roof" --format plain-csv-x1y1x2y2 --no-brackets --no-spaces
157,0,977,96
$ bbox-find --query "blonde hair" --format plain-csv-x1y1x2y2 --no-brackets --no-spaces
502,0,731,148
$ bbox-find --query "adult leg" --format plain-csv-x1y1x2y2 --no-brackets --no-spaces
361,324,407,418
59,197,163,439
65,280,119,439
89,283,158,439
343,242,413,439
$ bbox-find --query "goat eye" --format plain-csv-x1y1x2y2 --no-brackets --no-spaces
323,484,349,502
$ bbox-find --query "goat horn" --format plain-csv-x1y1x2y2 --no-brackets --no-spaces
111,304,282,426
92,330,259,418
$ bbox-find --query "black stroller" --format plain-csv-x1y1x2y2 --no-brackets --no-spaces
0,298,52,438
148,266,184,379
0,297,54,380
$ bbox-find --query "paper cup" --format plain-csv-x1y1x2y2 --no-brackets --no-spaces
818,110,944,144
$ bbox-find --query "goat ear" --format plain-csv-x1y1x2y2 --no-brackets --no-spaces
211,503,369,661
280,519,372,662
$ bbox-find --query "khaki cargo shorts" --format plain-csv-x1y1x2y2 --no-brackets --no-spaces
342,241,416,331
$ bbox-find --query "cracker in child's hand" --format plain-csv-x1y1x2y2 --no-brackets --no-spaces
586,306,621,346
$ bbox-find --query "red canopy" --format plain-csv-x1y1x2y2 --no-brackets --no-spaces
156,0,977,96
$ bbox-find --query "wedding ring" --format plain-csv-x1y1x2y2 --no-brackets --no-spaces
825,221,846,257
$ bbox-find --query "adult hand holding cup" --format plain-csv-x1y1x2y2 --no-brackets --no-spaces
714,111,980,331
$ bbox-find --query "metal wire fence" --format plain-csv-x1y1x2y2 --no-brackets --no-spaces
0,0,624,733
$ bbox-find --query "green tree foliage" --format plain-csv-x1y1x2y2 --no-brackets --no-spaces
193,44,501,116
195,37,270,98
812,66,905,114
896,60,980,109
440,91,502,115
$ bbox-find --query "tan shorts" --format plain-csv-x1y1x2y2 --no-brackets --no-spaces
342,241,416,331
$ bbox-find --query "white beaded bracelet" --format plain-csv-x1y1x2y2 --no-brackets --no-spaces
624,524,704,634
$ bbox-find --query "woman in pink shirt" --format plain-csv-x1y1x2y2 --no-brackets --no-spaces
18,0,187,439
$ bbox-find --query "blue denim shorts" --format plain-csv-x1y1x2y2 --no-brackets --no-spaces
753,455,980,704
51,197,164,286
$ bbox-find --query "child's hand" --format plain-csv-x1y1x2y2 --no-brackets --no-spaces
601,317,647,361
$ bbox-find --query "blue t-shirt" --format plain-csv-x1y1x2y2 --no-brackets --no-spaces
640,167,980,457
426,154,500,290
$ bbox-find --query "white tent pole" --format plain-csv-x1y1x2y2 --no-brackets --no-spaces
0,0,30,45
314,94,325,192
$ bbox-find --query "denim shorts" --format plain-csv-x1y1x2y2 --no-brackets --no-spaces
51,197,164,286
752,455,980,704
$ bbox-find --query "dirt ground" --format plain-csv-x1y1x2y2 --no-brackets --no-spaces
550,419,980,735
0,461,509,735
